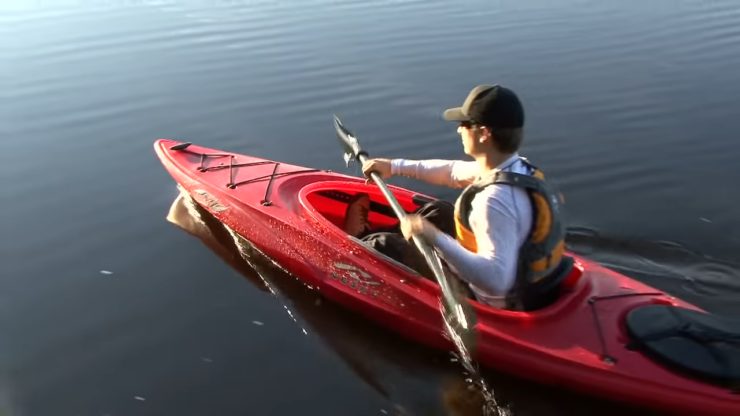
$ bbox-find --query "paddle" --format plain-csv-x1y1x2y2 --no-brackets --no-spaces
332,114,474,335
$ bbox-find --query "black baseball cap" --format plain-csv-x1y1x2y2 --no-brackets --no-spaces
443,84,524,129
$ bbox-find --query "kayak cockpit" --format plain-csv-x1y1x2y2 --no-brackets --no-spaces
300,182,429,277
299,180,584,313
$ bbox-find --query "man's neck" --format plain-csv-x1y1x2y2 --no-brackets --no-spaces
476,152,516,178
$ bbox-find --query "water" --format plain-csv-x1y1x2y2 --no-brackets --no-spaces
3,0,740,414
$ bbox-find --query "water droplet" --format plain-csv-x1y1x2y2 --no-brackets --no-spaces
135,396,146,401
252,321,264,326
100,270,113,275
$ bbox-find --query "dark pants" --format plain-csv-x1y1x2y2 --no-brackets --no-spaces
358,199,458,281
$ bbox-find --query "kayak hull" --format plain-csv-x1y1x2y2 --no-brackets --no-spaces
154,139,740,415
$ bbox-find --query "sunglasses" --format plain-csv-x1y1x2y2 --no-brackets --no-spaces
459,121,476,129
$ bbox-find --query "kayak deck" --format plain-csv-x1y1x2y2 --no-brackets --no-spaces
154,139,740,415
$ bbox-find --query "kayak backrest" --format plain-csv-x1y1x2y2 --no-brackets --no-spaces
518,255,576,311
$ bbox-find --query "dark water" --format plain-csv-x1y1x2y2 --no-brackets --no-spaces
3,0,740,414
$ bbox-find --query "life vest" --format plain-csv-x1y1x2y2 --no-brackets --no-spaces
453,158,566,310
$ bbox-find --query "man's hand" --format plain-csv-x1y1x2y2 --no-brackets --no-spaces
362,158,393,184
400,214,440,243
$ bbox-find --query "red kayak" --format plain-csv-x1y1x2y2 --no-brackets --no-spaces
154,138,740,415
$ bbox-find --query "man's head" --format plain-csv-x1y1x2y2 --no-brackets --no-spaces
443,84,525,157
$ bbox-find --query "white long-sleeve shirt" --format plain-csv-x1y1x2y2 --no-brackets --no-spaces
391,154,533,308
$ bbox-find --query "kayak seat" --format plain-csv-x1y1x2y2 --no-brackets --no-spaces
626,304,740,387
517,255,576,311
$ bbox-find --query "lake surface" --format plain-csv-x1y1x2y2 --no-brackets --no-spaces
3,0,740,415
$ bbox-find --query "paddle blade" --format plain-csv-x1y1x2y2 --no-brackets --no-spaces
333,114,362,167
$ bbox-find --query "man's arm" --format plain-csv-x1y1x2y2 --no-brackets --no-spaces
427,190,520,295
391,159,478,188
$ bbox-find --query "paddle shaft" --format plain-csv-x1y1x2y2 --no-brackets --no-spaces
356,153,467,328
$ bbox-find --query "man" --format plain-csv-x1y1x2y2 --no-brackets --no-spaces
343,84,567,310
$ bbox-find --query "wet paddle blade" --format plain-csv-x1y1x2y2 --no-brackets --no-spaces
333,114,362,168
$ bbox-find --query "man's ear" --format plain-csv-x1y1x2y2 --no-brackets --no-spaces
479,126,492,143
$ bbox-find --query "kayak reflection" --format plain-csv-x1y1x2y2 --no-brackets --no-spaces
164,187,663,416
166,188,475,415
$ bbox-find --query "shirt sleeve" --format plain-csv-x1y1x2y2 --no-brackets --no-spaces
429,188,520,295
391,159,478,188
